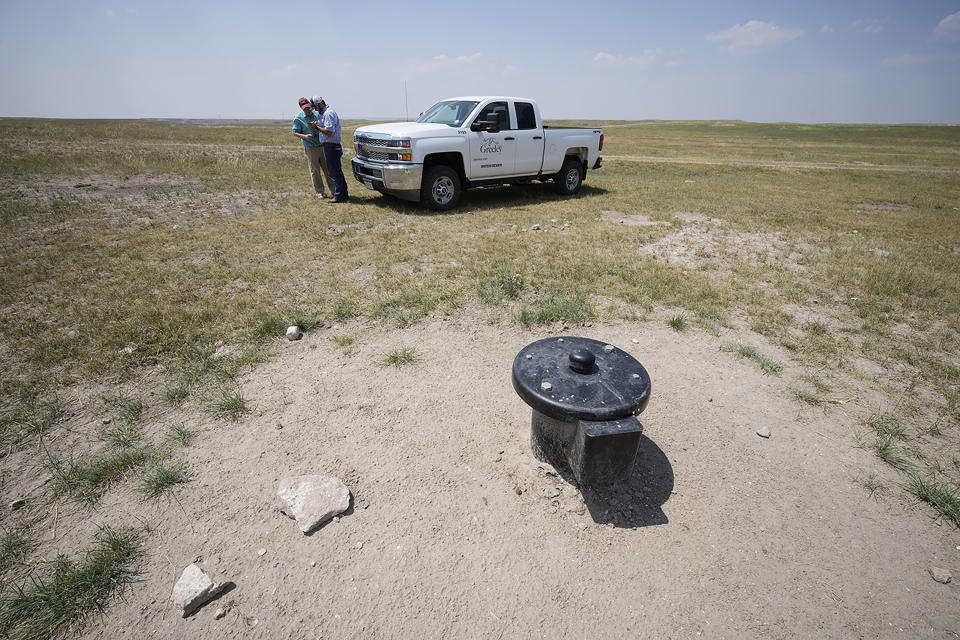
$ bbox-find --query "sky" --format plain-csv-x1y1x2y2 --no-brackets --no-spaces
1,0,959,123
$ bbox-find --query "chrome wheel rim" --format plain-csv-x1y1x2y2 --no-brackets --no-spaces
565,168,580,191
432,176,455,205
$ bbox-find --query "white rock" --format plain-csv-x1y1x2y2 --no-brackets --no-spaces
170,564,225,617
257,548,266,557
286,326,303,341
214,607,227,620
277,474,351,534
930,567,952,584
530,223,540,231
756,427,771,438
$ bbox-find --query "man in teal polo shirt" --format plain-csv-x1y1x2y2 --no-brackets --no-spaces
292,97,334,198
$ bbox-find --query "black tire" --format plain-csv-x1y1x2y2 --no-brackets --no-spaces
421,165,462,211
553,158,584,195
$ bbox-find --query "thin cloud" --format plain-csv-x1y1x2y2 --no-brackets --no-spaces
935,11,960,39
706,20,803,55
820,24,833,34
592,49,666,69
854,18,888,33
104,8,116,17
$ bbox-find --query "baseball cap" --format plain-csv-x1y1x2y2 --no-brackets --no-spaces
311,95,323,105
298,97,310,108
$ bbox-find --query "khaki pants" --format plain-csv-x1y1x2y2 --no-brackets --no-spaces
304,145,336,195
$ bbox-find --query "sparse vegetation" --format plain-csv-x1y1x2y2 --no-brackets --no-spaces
165,423,193,446
48,449,147,504
139,462,189,499
0,526,140,640
205,390,248,421
721,342,783,374
331,334,356,353
0,530,33,574
906,473,960,526
667,313,688,332
381,347,420,368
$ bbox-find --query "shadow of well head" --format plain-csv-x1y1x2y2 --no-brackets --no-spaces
556,435,673,529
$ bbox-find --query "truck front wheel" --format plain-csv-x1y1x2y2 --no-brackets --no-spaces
554,158,584,196
421,165,461,211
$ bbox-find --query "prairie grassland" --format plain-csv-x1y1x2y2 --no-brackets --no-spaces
0,118,958,524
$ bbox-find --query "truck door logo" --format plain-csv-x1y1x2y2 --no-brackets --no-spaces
479,137,502,154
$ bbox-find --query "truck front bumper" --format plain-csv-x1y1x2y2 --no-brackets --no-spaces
351,158,423,202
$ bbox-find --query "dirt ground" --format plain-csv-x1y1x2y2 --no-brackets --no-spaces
7,309,948,638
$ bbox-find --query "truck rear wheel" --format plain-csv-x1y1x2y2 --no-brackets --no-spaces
554,158,583,196
421,165,461,211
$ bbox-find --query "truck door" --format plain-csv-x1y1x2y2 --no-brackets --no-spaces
512,101,544,175
468,101,516,179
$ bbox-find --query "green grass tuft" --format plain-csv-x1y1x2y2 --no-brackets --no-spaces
101,423,141,449
139,462,189,499
906,473,960,526
0,526,140,640
205,390,248,421
48,449,147,504
0,530,33,574
866,412,906,440
790,386,825,406
667,313,688,332
162,381,189,404
721,342,783,374
873,433,910,470
381,347,420,368
165,423,193,446
858,471,885,497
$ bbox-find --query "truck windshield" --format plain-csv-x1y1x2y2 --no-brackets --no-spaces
416,101,479,127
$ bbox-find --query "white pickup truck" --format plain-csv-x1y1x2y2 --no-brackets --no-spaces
351,96,603,210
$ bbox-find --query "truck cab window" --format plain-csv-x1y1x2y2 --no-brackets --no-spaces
474,102,511,130
515,102,536,130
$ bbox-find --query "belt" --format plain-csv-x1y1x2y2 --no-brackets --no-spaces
321,142,341,147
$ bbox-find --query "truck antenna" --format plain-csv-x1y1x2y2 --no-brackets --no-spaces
404,81,409,121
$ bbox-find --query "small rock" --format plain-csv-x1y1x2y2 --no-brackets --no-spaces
310,560,317,567
276,422,283,430
257,548,266,557
9,499,26,510
119,346,135,354
708,397,713,403
214,607,227,620
930,567,952,584
756,427,771,438
286,326,303,341
515,487,523,495
356,542,363,550
102,417,112,424
276,474,351,534
530,223,540,231
631,338,639,344
170,564,226,617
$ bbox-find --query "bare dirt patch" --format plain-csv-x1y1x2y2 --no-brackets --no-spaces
600,210,671,227
4,313,956,639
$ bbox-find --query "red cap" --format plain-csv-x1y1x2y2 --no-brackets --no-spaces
298,97,310,108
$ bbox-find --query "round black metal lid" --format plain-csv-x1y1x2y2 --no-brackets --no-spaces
512,336,651,422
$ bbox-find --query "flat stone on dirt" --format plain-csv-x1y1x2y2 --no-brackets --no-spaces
286,326,303,341
757,427,771,438
277,474,351,534
170,564,225,617
930,567,952,584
